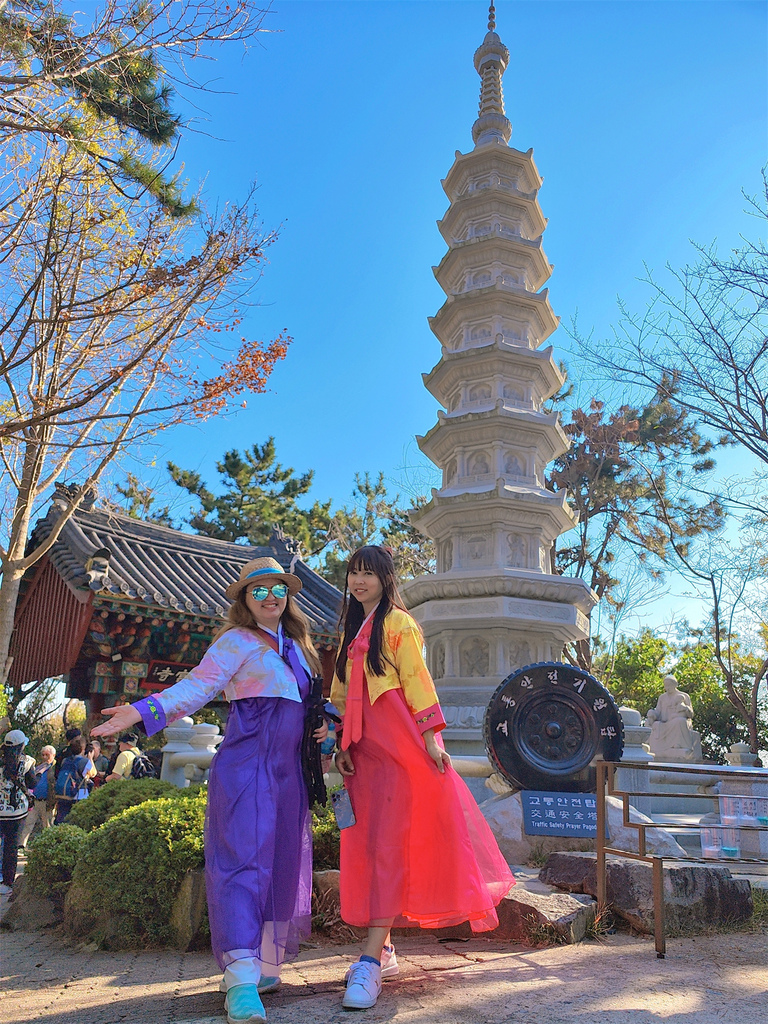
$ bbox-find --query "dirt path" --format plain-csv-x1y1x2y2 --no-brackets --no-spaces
2,927,766,1024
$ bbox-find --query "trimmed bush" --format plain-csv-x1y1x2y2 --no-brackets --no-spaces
67,789,207,946
51,784,339,949
66,778,178,831
312,799,340,870
26,824,87,901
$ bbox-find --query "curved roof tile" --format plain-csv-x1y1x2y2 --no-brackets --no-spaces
29,506,342,634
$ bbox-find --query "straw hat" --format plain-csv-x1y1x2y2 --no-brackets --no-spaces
225,556,302,601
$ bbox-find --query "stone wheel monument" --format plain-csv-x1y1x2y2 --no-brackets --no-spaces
485,661,624,792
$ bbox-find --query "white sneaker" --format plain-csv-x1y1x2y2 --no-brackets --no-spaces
0,883,12,896
343,959,382,1010
381,944,399,979
345,944,398,984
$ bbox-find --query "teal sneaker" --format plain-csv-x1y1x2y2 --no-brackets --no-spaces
219,976,281,994
225,983,267,1023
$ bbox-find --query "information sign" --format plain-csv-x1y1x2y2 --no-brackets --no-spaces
520,790,607,838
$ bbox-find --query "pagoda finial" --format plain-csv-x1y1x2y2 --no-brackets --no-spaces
472,5,512,148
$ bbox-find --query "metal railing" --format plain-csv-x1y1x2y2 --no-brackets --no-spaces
596,759,768,958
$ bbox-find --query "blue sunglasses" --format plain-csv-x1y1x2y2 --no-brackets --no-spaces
250,583,289,601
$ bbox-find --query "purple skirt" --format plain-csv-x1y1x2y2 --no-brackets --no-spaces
205,696,312,969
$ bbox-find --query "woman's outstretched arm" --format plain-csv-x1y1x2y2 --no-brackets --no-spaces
91,703,142,739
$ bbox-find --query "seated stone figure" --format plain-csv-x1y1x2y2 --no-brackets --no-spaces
645,674,704,763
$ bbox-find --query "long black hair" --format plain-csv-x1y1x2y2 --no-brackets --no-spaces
335,545,405,681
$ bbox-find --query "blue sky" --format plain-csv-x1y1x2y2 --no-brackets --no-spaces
120,1,766,571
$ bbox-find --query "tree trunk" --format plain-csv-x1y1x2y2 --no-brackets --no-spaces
0,436,45,696
62,697,79,731
0,566,25,695
748,714,760,757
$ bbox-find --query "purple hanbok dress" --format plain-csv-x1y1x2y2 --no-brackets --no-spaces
135,625,312,970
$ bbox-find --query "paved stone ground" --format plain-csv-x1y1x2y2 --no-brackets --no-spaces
2,926,767,1024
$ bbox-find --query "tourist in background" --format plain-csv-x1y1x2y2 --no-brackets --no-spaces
105,732,142,781
332,545,514,1010
53,736,95,823
54,727,83,774
0,730,36,896
88,739,110,787
19,744,56,848
92,556,328,1024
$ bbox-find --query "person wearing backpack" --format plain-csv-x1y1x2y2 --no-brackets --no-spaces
104,732,153,781
53,736,94,823
19,745,56,849
55,728,83,774
0,729,36,895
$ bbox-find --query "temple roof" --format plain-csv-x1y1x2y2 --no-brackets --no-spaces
26,502,342,636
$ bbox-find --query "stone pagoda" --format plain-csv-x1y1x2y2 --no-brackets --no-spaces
401,6,596,756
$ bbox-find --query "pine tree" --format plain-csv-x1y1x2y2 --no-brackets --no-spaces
548,388,723,670
169,439,333,553
0,1,267,215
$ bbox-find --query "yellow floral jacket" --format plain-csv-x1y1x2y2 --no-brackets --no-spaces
330,607,446,734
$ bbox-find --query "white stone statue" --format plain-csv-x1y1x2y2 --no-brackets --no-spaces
645,675,703,763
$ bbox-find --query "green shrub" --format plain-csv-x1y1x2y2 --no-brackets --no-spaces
66,778,178,831
26,824,87,900
312,798,340,870
68,790,207,945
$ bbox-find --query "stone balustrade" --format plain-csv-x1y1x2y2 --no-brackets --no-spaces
160,717,223,788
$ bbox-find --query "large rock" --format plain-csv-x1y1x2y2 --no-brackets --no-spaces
480,792,594,864
63,878,147,949
539,851,753,935
314,869,594,946
481,792,686,863
63,877,105,940
313,868,341,901
168,869,208,951
0,875,62,931
434,882,595,945
494,885,596,944
312,869,365,942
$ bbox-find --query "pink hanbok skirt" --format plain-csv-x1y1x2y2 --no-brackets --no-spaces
340,683,514,930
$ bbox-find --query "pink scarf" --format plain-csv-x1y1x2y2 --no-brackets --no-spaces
341,614,374,750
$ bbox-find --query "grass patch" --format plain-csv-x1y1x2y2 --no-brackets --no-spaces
749,885,768,930
524,914,569,947
312,795,340,870
584,902,615,941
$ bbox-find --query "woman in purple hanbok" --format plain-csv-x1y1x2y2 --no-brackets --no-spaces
92,557,326,1024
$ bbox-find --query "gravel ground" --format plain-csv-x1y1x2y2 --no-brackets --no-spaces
2,926,766,1024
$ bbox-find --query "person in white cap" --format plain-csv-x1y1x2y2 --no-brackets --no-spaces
0,729,36,896
92,556,328,1024
19,744,56,848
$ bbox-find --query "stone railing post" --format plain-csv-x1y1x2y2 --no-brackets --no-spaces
161,717,195,788
616,706,654,816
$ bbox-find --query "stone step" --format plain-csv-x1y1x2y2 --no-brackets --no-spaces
313,868,597,946
539,850,754,935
